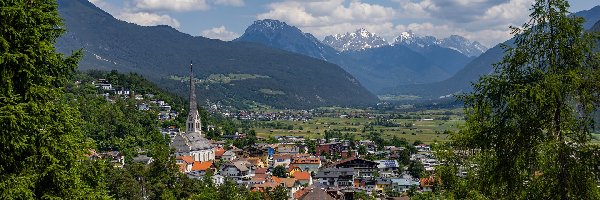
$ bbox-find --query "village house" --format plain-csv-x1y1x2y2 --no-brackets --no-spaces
176,155,195,173
272,154,294,168
222,150,237,161
390,178,419,192
292,171,312,186
132,154,154,165
376,160,400,177
188,161,213,178
314,168,355,187
291,156,321,173
219,160,255,181
316,142,343,156
332,157,379,178
214,147,225,160
273,177,302,199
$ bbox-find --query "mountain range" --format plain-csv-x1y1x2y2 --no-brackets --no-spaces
56,0,600,108
386,6,600,100
394,31,487,57
236,20,479,92
322,28,389,52
55,0,378,109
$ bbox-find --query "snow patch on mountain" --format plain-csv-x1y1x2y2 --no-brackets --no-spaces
322,28,388,52
393,31,488,57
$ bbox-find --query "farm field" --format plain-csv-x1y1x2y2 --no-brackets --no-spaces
250,107,465,144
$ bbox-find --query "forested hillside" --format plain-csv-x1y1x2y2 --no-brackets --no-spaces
64,71,282,199
55,0,378,109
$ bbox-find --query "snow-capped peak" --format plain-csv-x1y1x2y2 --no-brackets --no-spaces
322,28,388,52
393,31,437,48
393,31,488,57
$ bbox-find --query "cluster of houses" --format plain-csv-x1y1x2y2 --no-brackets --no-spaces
168,137,440,200
87,66,445,199
92,78,179,120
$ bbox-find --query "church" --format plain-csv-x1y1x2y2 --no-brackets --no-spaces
171,62,215,162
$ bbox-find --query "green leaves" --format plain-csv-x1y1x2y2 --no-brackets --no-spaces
450,0,600,199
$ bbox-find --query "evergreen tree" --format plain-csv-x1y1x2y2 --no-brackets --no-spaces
453,0,600,199
272,165,288,178
0,0,108,198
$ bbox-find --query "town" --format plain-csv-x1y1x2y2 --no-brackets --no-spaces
84,66,445,200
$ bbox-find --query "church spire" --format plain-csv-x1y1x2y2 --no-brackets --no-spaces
186,61,202,134
189,61,197,113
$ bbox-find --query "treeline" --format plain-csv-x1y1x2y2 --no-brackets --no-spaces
65,71,283,199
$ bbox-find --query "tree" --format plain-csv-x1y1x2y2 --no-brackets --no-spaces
358,145,367,155
453,0,600,199
265,186,288,200
272,165,288,178
408,161,425,179
0,0,108,198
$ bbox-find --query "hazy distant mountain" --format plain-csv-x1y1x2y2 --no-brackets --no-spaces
573,6,600,29
386,6,600,100
334,45,452,91
235,19,338,60
55,0,378,109
393,31,488,57
322,28,388,51
236,21,473,92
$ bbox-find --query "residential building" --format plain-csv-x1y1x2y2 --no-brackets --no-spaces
333,158,379,178
314,168,354,187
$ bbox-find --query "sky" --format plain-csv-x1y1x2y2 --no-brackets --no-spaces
89,0,599,47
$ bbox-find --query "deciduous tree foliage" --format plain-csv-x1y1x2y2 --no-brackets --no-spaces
452,0,600,199
0,0,108,198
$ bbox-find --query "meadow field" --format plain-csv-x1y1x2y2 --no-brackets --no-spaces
250,107,465,144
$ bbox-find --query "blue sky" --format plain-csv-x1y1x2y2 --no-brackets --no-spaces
90,0,599,47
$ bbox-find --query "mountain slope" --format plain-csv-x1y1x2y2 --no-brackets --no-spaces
55,0,378,109
234,19,338,60
332,45,452,91
385,42,506,98
386,6,600,99
574,6,600,29
235,22,473,92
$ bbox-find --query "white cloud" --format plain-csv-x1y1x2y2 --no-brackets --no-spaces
257,0,534,47
128,0,211,12
393,0,534,46
214,0,245,7
201,26,240,41
257,0,396,41
118,12,181,28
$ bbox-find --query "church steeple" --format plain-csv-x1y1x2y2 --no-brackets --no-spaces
186,61,202,134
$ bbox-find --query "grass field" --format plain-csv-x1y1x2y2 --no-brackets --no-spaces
251,108,465,144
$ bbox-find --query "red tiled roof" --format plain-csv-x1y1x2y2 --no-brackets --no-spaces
191,161,212,171
294,188,309,199
254,173,267,179
215,147,226,157
293,171,311,181
177,155,194,164
255,168,268,174
273,154,293,160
